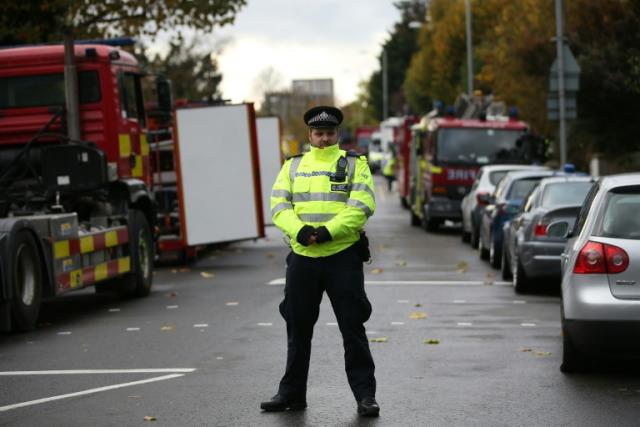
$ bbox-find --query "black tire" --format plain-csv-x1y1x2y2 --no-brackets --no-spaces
560,317,588,373
8,230,43,332
501,243,513,280
513,252,530,294
120,210,153,298
478,231,489,260
470,224,479,249
421,204,440,232
489,237,501,269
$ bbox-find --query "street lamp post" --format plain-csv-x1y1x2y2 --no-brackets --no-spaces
382,49,388,120
465,0,473,97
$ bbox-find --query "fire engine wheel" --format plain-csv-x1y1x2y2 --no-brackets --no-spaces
9,230,43,332
421,204,441,232
120,210,153,298
410,210,421,227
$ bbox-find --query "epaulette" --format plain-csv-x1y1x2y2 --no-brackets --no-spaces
287,153,304,159
346,150,366,159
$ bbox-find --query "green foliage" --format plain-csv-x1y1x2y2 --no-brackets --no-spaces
0,0,246,45
140,39,223,102
367,1,426,120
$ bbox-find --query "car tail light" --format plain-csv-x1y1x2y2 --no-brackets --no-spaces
534,223,548,236
476,192,490,205
604,244,629,274
433,186,447,195
573,241,629,274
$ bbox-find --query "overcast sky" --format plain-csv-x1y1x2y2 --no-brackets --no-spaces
210,0,400,106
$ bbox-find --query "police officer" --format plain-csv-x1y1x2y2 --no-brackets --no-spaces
261,106,379,417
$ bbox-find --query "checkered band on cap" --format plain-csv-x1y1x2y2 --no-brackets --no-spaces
308,111,338,125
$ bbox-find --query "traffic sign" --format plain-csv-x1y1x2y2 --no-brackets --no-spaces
549,44,581,92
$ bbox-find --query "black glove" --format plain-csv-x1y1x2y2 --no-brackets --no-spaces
314,226,332,243
296,225,316,246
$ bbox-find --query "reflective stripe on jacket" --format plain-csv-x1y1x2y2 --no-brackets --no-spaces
270,143,376,257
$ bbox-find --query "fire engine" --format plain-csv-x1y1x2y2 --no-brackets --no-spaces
408,109,544,231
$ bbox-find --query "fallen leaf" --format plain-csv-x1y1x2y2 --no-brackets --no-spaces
535,351,551,357
160,324,176,332
519,348,533,352
200,272,215,278
414,303,422,307
395,260,407,267
166,292,177,298
424,339,440,345
456,261,468,273
370,268,383,275
266,252,276,258
170,269,178,274
369,337,388,343
143,416,156,421
410,312,427,320
179,268,190,273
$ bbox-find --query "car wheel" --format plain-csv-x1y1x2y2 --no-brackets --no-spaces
513,252,530,294
478,231,489,260
421,204,440,232
489,237,501,269
501,242,513,280
560,317,589,373
470,224,479,249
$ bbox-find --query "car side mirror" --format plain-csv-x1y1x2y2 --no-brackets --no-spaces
547,220,570,238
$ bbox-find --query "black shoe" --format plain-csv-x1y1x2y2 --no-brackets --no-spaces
260,394,307,412
357,397,380,417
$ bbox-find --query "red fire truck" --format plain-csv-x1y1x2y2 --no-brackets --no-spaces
408,113,541,230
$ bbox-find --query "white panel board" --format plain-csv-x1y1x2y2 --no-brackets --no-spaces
256,117,282,225
175,104,260,245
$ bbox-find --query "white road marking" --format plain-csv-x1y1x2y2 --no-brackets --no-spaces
365,331,379,335
513,300,527,304
126,328,140,332
453,300,466,303
193,324,209,328
57,332,72,336
326,322,338,326
226,302,239,306
216,357,224,360
268,278,513,286
457,322,473,326
397,299,410,303
366,280,513,286
0,368,196,376
521,323,537,327
108,308,120,313
0,373,185,413
166,305,178,309
391,322,405,326
257,323,273,326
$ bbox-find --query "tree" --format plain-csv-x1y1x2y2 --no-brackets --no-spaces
0,0,246,45
140,37,224,102
367,0,426,120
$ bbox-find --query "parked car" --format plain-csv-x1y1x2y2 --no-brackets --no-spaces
557,173,640,372
478,170,567,268
502,176,594,291
462,165,548,246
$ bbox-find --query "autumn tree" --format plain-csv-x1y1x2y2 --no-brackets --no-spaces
367,0,426,120
0,0,246,45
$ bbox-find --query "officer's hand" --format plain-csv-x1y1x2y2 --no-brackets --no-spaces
296,225,316,246
308,234,318,245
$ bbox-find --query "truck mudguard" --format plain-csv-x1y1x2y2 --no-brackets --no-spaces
110,179,156,228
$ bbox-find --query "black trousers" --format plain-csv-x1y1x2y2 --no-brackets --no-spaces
277,244,376,401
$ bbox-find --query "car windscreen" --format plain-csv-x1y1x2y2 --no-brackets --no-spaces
600,190,640,239
506,178,541,200
0,71,101,109
489,170,510,185
436,128,524,165
541,182,593,207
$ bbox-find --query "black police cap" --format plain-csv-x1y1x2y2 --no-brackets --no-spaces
303,106,343,128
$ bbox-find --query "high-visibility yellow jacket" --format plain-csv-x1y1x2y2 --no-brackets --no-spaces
270,143,376,257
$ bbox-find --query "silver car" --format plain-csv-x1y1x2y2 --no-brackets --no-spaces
556,173,640,372
461,164,547,247
504,176,594,291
